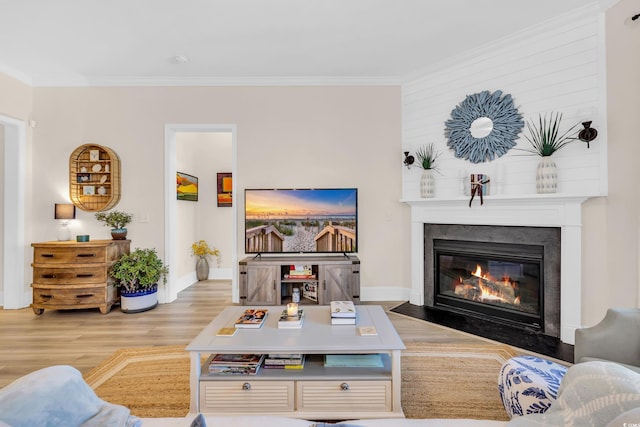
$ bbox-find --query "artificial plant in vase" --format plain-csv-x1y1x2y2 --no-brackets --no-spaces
191,240,221,281
94,210,133,240
415,143,440,198
521,112,579,194
110,247,168,313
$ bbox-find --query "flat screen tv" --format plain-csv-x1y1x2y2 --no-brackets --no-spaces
244,188,358,254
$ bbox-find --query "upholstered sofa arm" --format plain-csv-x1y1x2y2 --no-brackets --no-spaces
574,308,640,368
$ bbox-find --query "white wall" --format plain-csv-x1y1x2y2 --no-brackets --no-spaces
402,4,606,200
20,85,405,306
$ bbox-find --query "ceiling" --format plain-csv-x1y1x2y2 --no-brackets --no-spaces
0,0,604,86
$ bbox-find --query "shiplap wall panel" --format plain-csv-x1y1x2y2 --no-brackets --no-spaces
402,4,606,200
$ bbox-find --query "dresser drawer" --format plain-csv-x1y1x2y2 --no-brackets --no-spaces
34,246,107,264
32,265,107,284
296,380,391,412
32,285,115,306
200,380,294,413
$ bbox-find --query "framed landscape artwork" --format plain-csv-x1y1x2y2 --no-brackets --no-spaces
217,172,232,207
177,171,198,201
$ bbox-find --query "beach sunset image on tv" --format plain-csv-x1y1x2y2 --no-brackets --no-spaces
245,188,357,254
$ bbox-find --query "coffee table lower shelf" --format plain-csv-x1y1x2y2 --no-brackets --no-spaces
198,353,400,419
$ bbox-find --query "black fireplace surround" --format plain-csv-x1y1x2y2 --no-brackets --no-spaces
390,223,573,362
425,224,561,337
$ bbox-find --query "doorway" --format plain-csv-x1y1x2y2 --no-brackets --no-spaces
164,124,237,304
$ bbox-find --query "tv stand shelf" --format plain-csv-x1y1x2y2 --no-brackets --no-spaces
239,255,360,306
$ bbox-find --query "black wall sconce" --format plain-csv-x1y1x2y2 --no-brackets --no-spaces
578,121,598,148
403,151,415,169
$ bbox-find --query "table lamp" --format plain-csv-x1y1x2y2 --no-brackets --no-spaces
54,203,76,241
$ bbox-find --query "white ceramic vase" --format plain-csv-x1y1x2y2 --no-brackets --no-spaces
420,169,435,198
536,157,558,194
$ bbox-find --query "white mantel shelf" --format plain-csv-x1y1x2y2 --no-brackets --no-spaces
403,193,602,344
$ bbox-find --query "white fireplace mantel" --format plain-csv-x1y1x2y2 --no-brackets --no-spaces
403,193,599,344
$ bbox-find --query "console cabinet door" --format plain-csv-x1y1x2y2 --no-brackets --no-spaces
320,264,357,304
246,265,278,305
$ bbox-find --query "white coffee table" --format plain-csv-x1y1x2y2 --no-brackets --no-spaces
186,305,406,419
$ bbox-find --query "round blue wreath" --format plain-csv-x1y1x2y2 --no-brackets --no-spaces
444,90,524,164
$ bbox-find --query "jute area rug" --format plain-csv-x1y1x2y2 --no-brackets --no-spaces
84,343,517,420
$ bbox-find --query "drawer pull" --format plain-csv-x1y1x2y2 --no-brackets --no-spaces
41,274,56,279
77,253,97,258
40,254,55,258
242,382,251,390
340,382,350,391
40,294,53,299
76,274,95,278
76,294,95,299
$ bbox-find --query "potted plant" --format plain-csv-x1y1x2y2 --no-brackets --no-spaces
94,210,133,240
191,240,220,281
521,112,579,194
110,248,168,313
414,143,440,198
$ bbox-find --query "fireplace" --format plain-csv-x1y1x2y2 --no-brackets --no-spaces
434,239,543,330
424,224,561,338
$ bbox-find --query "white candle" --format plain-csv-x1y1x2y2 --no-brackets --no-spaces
287,303,298,316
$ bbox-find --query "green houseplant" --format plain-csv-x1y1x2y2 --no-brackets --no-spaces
521,112,579,194
110,248,168,313
95,210,133,240
522,112,579,157
414,143,440,198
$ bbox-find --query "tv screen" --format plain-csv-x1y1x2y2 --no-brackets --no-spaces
245,188,358,254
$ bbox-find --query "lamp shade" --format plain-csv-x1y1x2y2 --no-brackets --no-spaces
54,204,76,220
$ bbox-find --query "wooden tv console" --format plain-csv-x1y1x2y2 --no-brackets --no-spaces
239,255,360,306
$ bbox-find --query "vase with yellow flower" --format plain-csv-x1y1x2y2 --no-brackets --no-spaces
191,240,221,281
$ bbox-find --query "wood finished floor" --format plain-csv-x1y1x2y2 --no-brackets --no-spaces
0,280,495,388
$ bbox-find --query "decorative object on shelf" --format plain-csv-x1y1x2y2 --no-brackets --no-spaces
110,248,168,313
415,143,440,198
177,171,198,201
468,174,491,207
69,143,121,212
54,203,76,241
76,234,89,242
520,112,580,194
191,240,221,281
94,210,133,240
578,121,598,148
217,172,232,207
403,151,415,169
445,90,524,163
536,157,558,194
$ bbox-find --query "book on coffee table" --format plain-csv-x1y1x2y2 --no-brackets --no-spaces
234,308,269,328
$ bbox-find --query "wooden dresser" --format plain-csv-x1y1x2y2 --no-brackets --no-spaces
30,240,130,315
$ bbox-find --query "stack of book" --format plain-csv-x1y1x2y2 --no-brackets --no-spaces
262,353,306,370
284,265,315,279
330,300,356,325
234,308,269,329
278,309,304,328
207,353,265,375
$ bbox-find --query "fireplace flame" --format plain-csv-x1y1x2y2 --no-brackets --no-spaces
456,265,520,306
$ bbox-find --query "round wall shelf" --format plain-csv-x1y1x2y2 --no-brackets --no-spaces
69,143,121,211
